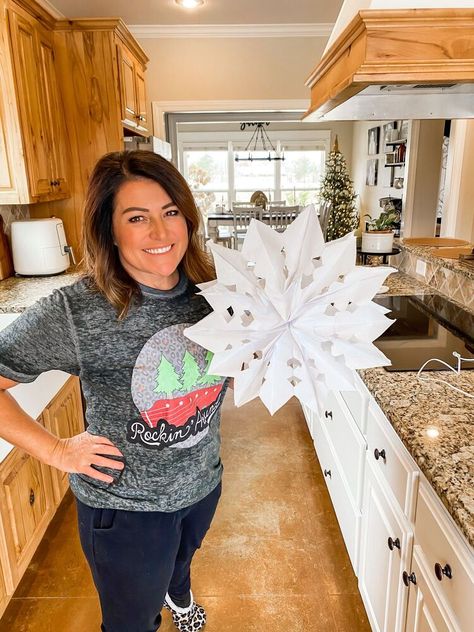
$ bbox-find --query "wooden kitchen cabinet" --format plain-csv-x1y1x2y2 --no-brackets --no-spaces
42,377,85,505
0,0,70,204
116,39,149,135
0,376,85,616
0,436,55,588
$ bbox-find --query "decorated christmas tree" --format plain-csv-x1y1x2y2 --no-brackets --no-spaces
320,136,358,241
154,355,182,397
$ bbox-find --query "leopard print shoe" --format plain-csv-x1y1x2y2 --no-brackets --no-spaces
163,591,207,632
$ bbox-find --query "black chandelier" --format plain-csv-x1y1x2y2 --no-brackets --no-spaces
234,122,285,162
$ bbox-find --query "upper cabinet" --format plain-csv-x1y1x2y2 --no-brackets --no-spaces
0,0,70,204
116,37,150,135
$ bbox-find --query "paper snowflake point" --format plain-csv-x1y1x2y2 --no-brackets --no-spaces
184,205,396,415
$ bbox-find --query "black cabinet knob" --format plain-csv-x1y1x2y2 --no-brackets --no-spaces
29,489,35,506
324,410,333,420
323,469,331,479
434,563,452,581
374,448,386,461
388,537,401,551
402,571,416,586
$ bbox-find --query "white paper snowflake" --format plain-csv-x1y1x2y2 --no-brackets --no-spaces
184,206,396,415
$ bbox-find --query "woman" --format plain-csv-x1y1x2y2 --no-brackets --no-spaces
0,151,228,632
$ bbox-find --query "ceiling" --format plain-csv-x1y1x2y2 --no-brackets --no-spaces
48,0,343,26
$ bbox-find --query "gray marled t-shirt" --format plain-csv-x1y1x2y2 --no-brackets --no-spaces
0,273,227,512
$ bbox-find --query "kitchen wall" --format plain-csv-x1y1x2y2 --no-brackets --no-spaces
137,36,327,102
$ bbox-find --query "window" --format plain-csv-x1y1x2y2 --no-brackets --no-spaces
234,150,276,202
281,149,325,206
182,149,228,220
179,130,330,224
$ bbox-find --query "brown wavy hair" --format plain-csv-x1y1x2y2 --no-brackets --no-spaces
81,150,215,318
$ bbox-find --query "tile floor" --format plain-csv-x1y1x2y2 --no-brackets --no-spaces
0,393,370,631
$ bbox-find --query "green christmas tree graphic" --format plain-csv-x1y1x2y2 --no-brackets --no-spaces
181,351,201,391
198,350,222,386
154,354,183,396
320,136,359,241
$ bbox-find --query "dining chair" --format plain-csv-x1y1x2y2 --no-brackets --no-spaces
267,200,287,207
318,199,332,240
232,205,262,249
264,205,300,232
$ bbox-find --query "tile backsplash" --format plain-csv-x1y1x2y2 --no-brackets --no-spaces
396,245,474,313
0,205,29,235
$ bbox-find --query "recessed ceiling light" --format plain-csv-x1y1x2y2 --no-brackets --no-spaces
175,0,204,8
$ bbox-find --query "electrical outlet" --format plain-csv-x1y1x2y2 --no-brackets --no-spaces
415,259,427,277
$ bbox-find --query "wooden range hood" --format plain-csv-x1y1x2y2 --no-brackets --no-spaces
304,9,474,121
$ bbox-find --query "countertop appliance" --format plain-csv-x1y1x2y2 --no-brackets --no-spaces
373,294,474,371
11,218,73,276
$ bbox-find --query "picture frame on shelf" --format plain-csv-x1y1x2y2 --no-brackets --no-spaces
366,158,378,186
383,121,398,150
368,126,380,155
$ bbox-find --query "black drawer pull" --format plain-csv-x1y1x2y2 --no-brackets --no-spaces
374,448,386,461
388,537,401,551
29,489,35,506
324,410,333,420
434,563,452,581
323,469,331,479
402,571,416,586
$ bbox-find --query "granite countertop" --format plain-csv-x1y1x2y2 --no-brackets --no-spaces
399,240,474,281
1,268,473,547
0,270,80,312
359,270,474,548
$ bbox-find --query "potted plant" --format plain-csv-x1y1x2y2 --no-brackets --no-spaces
361,210,399,253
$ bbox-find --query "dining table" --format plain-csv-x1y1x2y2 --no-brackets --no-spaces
206,209,300,243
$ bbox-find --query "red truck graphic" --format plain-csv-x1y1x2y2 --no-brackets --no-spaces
139,384,224,428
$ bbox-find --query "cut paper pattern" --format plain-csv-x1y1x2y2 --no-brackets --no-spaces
184,206,396,415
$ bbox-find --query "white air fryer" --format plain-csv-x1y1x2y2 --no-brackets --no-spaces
11,218,74,275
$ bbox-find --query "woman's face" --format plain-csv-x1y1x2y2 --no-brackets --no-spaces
112,178,189,289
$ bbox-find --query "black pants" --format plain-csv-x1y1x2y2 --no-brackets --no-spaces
76,482,222,632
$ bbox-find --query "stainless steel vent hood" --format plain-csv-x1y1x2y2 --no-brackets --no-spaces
304,8,474,121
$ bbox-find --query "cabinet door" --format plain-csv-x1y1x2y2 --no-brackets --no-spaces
134,65,149,134
405,546,457,632
37,26,70,197
0,556,9,619
43,377,85,505
0,447,54,587
8,7,52,199
117,44,138,129
359,459,413,632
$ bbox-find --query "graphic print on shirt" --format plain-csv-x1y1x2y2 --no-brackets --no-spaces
130,323,226,450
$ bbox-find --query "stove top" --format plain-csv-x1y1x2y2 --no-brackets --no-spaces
372,294,474,372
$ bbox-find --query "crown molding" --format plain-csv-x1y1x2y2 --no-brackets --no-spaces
129,23,334,39
35,0,66,19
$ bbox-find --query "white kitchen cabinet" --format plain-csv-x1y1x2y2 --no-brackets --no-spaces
319,390,367,509
359,458,413,632
407,481,474,632
311,404,363,572
405,546,457,632
306,376,474,632
366,402,419,522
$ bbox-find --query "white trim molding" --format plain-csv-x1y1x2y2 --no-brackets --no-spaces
130,23,333,39
152,99,309,138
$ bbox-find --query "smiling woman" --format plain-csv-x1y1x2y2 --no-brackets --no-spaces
112,179,189,290
0,149,228,632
